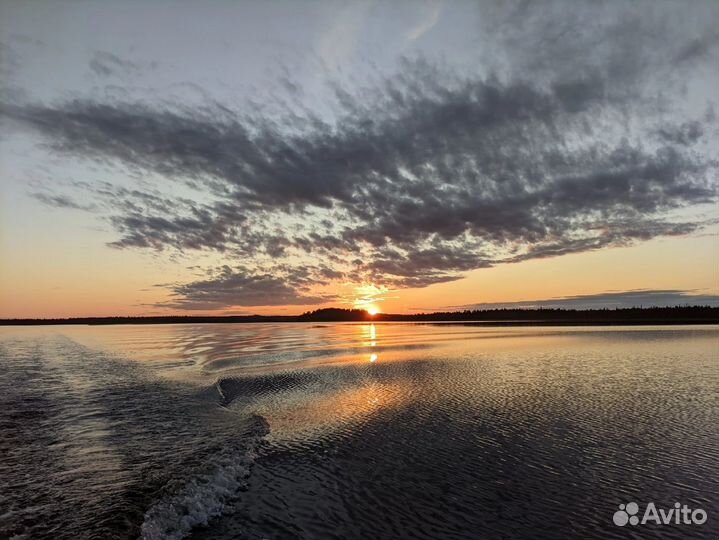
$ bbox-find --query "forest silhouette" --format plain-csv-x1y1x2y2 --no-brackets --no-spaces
2,306,717,326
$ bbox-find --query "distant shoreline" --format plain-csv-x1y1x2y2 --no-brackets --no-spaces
2,306,717,326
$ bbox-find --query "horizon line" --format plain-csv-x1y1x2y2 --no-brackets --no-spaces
2,305,718,326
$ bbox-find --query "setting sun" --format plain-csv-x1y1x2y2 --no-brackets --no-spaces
367,306,380,316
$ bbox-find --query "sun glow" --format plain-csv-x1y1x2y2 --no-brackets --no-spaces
351,284,389,315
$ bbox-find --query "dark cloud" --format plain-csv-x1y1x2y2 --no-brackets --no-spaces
2,0,717,309
482,0,719,84
656,121,705,147
672,30,719,65
366,243,493,288
455,289,719,310
31,192,96,211
160,265,337,310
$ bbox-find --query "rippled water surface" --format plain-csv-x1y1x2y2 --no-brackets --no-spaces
1,323,717,539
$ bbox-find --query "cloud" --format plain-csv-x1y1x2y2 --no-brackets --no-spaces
2,0,718,309
366,242,492,288
454,289,719,310
88,51,139,77
31,192,96,211
672,30,719,65
159,265,337,310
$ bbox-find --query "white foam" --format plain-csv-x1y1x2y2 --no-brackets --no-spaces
139,420,267,540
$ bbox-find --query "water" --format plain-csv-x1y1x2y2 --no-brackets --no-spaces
1,323,717,539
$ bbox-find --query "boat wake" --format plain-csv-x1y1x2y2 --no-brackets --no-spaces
138,414,270,540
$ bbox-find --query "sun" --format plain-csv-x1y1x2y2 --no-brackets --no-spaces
367,305,380,316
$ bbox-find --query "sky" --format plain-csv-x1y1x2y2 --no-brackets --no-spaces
0,0,718,317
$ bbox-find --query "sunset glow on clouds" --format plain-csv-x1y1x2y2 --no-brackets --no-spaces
1,0,717,317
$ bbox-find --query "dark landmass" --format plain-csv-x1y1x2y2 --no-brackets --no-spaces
1,306,718,326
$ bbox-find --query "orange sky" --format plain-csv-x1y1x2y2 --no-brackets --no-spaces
1,213,716,318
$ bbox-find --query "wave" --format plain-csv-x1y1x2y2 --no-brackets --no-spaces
138,414,270,540
216,371,318,407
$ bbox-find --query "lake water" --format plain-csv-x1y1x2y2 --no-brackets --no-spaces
1,323,717,539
